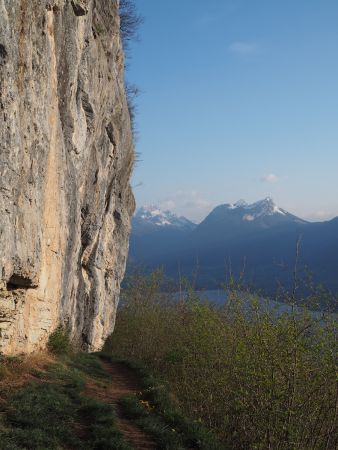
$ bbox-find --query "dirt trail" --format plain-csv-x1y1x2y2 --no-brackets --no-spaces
84,360,157,450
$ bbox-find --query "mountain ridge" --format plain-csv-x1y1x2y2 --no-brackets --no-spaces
133,205,196,233
134,197,332,230
129,198,338,296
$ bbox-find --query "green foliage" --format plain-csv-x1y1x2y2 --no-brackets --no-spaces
106,271,338,449
1,347,215,449
99,354,222,450
47,326,71,355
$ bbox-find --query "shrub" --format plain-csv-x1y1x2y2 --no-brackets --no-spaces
47,327,71,355
125,81,141,140
106,271,337,449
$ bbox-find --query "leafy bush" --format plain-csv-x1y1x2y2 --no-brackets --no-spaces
106,271,337,449
47,326,71,355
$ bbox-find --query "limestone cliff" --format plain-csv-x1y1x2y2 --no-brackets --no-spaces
0,0,135,354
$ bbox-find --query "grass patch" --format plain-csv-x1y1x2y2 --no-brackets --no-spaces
0,350,212,449
0,353,53,392
100,354,222,450
69,352,112,381
0,355,130,450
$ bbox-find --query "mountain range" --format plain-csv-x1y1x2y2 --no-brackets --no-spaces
128,199,338,298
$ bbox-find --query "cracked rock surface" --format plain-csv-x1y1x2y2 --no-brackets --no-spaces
0,0,135,354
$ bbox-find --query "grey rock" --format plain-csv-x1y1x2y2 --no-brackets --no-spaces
0,0,135,354
71,1,89,16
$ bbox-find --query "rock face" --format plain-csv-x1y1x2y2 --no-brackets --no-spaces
0,0,135,354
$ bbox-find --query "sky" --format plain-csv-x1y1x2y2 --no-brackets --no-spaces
127,0,338,223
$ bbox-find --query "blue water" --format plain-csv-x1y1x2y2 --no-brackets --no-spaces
174,289,332,320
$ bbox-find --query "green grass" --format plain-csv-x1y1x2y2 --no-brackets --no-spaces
70,352,112,381
0,348,220,450
100,354,222,450
0,355,131,450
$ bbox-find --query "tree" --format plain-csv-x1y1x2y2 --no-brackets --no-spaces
119,0,143,51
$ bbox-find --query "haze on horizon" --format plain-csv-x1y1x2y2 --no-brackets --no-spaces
128,0,338,223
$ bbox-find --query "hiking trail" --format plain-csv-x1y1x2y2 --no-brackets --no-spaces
84,359,157,450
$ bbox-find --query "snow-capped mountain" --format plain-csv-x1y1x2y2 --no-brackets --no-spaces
133,205,196,232
186,197,306,251
218,197,306,224
227,197,287,218
128,198,338,298
129,206,196,264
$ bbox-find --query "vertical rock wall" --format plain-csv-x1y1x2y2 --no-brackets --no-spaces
0,0,135,354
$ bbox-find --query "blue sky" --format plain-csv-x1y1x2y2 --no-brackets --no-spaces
128,0,338,222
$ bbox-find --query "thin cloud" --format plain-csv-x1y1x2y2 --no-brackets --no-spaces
260,173,280,184
305,210,338,222
229,41,261,57
159,190,213,222
160,199,176,210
